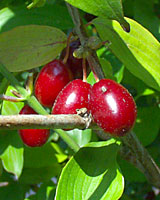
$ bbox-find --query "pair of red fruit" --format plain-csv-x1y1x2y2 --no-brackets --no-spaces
19,41,137,147
19,40,87,147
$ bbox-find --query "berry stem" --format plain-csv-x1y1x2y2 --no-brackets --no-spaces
26,72,34,95
62,32,73,64
11,90,22,98
87,56,100,82
82,57,87,82
66,3,105,80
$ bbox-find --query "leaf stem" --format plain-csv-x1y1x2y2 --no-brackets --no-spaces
82,57,87,82
62,32,73,64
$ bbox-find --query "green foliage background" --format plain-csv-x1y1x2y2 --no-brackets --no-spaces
0,0,159,199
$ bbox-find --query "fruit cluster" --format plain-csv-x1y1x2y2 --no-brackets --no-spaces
19,40,137,147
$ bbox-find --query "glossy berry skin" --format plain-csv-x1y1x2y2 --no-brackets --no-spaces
89,79,137,136
34,59,73,108
19,105,50,147
144,191,155,200
52,79,92,115
60,40,89,79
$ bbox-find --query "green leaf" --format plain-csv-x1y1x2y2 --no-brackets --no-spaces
121,193,132,200
0,5,73,32
134,0,160,39
87,71,96,86
36,181,56,200
118,156,146,183
97,47,124,83
0,0,14,10
122,68,154,97
1,85,24,115
24,142,67,168
93,17,160,91
133,107,160,146
0,131,24,178
0,182,29,200
0,25,66,72
51,143,68,163
25,197,36,200
0,159,3,176
56,139,124,200
25,197,37,200
0,166,15,182
27,0,46,9
122,0,134,19
99,58,115,80
19,166,61,184
20,143,64,183
114,65,125,83
66,129,92,147
65,0,129,31
140,88,155,96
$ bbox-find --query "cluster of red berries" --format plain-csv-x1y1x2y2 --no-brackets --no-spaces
19,40,137,147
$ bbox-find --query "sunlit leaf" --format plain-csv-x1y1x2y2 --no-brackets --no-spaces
93,17,160,91
56,139,124,200
0,131,24,178
66,129,92,147
1,85,24,115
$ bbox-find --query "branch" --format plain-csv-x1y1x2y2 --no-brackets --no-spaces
66,3,160,188
122,132,160,188
0,114,98,130
95,129,160,188
66,3,105,79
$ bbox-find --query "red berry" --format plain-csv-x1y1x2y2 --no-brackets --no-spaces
52,79,92,115
34,59,73,108
19,105,50,147
60,40,89,79
89,79,137,136
144,191,155,200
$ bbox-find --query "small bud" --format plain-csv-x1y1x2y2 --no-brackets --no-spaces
87,36,102,50
73,47,84,59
